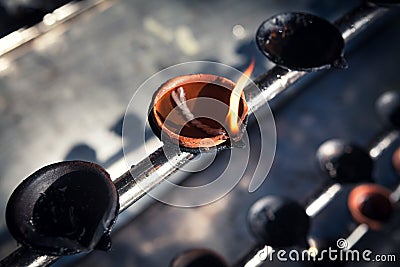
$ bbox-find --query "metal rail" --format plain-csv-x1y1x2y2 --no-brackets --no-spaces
0,0,114,58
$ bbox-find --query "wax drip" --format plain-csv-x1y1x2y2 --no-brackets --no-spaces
171,86,228,138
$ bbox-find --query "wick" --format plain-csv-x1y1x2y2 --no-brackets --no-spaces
171,87,227,138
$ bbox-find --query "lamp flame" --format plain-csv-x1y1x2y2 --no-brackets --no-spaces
226,59,254,135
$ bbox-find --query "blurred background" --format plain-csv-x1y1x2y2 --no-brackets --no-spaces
0,0,399,266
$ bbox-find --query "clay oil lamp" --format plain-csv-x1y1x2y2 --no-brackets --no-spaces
232,196,310,267
392,145,400,175
316,139,373,184
348,184,394,230
248,196,310,248
149,61,254,153
305,139,373,217
5,161,119,256
256,12,346,71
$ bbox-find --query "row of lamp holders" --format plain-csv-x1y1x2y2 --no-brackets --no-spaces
170,90,400,267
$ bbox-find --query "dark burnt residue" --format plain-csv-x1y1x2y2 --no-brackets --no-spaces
6,161,118,255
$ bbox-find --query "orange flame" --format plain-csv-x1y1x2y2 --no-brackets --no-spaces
226,59,255,135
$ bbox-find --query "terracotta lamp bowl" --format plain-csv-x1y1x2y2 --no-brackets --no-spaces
149,74,248,152
348,184,394,230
